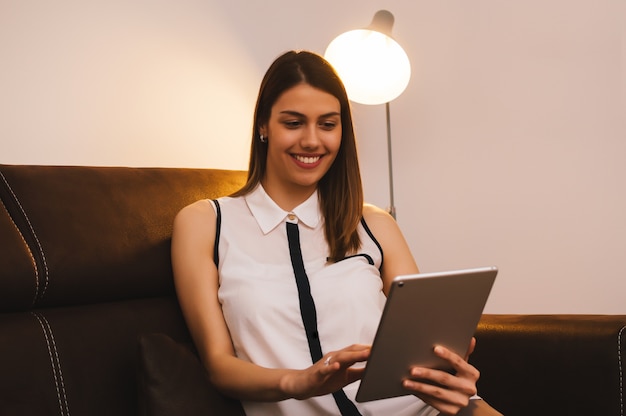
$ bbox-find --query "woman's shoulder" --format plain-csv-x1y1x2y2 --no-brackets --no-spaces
178,198,215,216
362,203,395,226
361,203,405,244
362,203,389,216
174,199,217,233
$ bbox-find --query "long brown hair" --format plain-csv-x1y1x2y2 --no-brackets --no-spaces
233,50,363,261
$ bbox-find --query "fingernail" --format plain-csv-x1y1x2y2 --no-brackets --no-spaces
434,346,444,354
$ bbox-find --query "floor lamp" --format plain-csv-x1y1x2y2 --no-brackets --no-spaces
325,10,411,219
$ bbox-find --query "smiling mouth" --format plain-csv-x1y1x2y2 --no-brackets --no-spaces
293,155,321,164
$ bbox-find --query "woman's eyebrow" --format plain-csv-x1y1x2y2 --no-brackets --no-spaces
279,110,341,118
279,110,305,117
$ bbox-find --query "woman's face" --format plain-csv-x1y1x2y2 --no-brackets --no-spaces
261,83,342,200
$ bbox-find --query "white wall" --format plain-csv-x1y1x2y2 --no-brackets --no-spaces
1,0,624,313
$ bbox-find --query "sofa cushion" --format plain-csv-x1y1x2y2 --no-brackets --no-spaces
0,165,247,310
472,314,626,416
0,296,191,416
138,333,245,416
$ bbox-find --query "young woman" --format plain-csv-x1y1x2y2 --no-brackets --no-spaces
172,50,501,416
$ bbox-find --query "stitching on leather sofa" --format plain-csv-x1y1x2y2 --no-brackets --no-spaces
0,172,49,304
618,325,625,416
32,312,70,416
0,197,39,303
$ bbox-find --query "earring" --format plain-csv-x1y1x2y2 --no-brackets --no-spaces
259,134,267,143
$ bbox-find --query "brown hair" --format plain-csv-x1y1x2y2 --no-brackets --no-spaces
233,50,363,261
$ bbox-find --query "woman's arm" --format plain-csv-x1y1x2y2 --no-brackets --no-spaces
362,205,500,415
171,201,369,402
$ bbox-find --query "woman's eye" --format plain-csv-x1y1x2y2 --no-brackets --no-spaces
284,120,303,128
320,121,337,130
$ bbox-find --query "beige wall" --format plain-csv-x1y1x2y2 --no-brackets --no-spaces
1,0,624,313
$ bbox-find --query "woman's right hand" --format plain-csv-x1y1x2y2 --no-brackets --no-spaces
281,344,371,400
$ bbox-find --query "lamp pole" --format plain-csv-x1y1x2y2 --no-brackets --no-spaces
385,102,396,219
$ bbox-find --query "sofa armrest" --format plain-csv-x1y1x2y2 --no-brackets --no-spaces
471,314,626,416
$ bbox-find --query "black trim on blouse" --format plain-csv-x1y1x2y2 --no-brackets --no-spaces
212,199,221,268
360,217,384,272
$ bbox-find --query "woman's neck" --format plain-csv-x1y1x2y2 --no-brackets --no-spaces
260,178,316,212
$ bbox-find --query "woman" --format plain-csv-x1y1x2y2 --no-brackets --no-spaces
172,50,501,416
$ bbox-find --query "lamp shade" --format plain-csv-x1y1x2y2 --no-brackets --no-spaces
324,11,411,105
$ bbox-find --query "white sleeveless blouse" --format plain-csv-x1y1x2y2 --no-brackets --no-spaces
213,185,434,416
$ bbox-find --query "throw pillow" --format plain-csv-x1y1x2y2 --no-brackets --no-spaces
137,333,245,416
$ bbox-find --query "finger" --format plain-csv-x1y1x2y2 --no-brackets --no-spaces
317,354,340,376
318,347,369,374
403,377,472,413
434,346,479,380
327,345,371,366
341,344,372,353
314,355,367,391
408,366,477,397
464,337,476,361
344,365,367,384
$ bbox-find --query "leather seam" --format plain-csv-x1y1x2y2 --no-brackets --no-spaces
33,312,70,416
0,198,39,305
0,171,49,303
618,325,625,416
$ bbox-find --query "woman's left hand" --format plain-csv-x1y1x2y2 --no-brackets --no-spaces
402,338,480,415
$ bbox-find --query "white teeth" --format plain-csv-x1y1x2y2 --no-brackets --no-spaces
295,155,320,164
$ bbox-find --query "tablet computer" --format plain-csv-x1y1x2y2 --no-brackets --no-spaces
355,266,498,402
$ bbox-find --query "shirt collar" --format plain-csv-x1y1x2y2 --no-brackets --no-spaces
245,185,321,234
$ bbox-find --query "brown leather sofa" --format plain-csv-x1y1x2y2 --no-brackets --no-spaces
1,164,624,416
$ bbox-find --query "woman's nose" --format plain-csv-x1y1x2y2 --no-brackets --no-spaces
300,125,321,149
